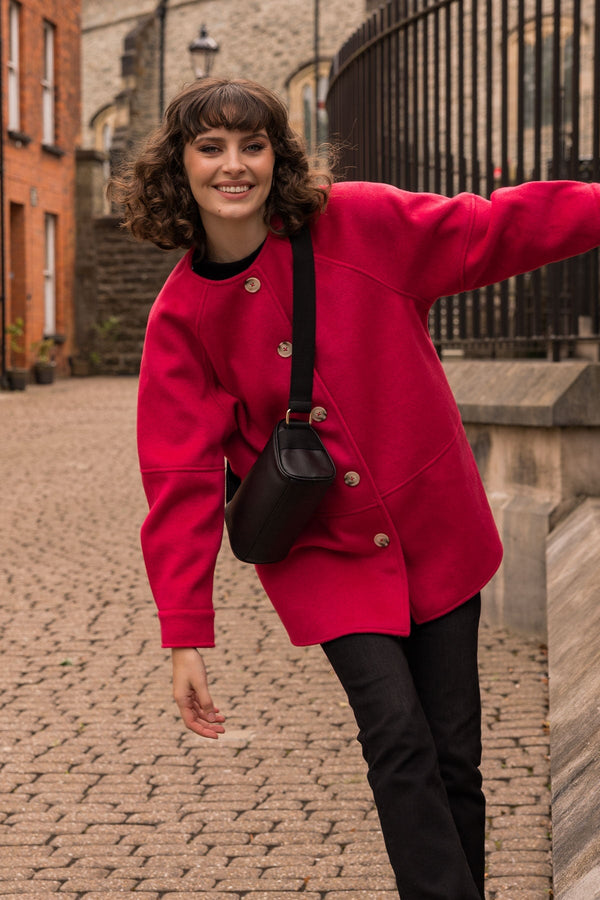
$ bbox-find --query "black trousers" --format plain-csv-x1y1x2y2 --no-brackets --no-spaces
321,594,485,900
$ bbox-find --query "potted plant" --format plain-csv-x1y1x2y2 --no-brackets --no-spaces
31,336,56,384
90,316,121,373
6,318,28,391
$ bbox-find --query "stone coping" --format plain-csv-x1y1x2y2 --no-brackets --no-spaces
546,498,600,900
443,360,600,426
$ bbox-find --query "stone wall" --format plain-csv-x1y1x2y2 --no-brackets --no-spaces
92,218,181,374
81,0,368,146
443,360,600,639
110,13,161,164
74,155,181,375
547,500,600,900
76,1,369,369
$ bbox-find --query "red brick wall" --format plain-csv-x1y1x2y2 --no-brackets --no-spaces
2,0,81,374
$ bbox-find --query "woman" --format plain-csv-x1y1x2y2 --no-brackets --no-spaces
113,77,600,899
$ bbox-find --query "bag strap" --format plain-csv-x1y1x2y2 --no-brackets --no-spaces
225,224,315,502
288,224,316,418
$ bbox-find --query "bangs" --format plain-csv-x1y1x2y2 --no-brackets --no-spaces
178,83,274,142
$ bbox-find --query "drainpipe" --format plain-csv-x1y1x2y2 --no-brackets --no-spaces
157,0,169,120
0,7,7,386
314,0,320,156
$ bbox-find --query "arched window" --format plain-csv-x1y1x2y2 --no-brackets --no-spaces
286,61,331,154
509,17,589,177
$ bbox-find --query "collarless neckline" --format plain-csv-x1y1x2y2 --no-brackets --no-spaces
191,238,267,282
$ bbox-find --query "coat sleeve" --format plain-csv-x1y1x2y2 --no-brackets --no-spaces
422,180,600,301
137,288,236,648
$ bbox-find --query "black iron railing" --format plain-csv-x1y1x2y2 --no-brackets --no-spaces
327,0,600,359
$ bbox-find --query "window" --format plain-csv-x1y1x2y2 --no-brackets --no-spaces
513,18,576,132
286,62,331,154
90,103,118,212
522,32,573,130
42,21,56,146
8,2,20,132
44,215,57,335
508,18,582,177
303,84,313,150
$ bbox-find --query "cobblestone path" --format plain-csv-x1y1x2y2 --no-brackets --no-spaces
0,378,552,898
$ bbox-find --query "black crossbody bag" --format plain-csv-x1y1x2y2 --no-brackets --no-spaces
224,225,336,564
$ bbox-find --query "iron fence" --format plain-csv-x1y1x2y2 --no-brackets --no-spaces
327,0,600,359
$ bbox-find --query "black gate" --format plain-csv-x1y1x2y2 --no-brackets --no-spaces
327,0,600,359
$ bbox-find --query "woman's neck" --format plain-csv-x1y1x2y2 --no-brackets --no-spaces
203,217,269,263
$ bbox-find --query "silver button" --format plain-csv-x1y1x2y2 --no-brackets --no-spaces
374,533,390,548
244,276,261,293
312,406,328,422
277,341,292,358
344,471,360,487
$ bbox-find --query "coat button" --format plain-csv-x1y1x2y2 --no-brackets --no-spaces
344,471,360,486
277,341,292,358
244,276,261,293
311,406,328,422
374,533,390,548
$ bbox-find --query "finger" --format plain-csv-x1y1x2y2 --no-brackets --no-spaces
190,683,222,723
181,705,225,738
187,693,225,722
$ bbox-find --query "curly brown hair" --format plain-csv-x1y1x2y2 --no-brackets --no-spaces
109,77,331,251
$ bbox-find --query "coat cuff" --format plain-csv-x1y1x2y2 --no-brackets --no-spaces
158,609,216,648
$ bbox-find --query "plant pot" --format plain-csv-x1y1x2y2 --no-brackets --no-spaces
34,362,56,385
7,368,28,391
68,355,91,377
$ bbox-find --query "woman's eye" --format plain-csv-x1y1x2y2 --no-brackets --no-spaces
198,144,220,154
245,142,265,153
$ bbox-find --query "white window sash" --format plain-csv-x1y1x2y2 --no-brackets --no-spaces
8,2,20,132
44,215,57,335
42,22,55,145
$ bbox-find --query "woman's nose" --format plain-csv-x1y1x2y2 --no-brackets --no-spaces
222,151,245,174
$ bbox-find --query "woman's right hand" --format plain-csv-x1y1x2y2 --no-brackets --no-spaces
171,647,226,739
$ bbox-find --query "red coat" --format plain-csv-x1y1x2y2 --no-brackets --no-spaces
138,179,600,647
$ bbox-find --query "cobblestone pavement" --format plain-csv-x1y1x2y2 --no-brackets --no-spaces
0,378,552,899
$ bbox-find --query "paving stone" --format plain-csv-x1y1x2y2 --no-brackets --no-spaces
0,378,553,899
0,890,62,896
78,895,160,899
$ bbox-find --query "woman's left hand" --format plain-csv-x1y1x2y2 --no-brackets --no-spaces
171,647,226,739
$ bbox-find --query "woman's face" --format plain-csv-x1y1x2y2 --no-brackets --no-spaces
182,127,275,234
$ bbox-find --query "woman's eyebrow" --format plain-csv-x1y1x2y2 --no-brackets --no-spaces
190,131,269,145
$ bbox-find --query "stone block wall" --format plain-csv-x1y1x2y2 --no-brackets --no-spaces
74,199,181,374
547,500,600,900
81,0,367,147
93,218,181,374
444,360,600,639
111,13,161,164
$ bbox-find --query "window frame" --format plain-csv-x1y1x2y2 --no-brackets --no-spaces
8,1,21,132
42,20,56,146
43,213,57,336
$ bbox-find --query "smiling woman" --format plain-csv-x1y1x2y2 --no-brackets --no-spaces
108,75,600,900
109,77,330,252
182,128,276,262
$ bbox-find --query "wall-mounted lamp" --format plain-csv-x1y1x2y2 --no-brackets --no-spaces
188,25,219,79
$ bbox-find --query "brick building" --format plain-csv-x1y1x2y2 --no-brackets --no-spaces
1,0,81,382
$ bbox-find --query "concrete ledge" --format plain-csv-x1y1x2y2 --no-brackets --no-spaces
484,492,555,637
546,499,600,899
444,360,600,426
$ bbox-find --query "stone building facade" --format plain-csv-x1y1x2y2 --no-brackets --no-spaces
82,0,368,151
74,0,368,372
